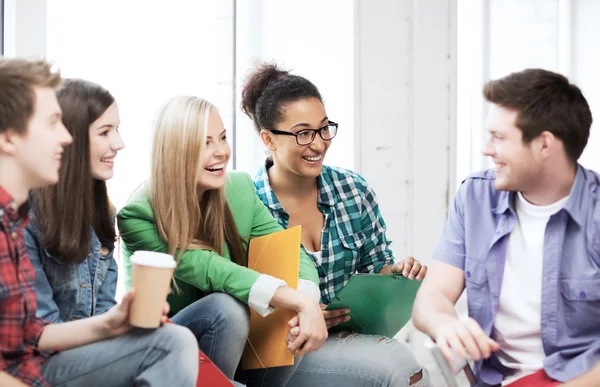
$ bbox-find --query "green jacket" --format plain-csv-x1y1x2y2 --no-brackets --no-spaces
117,171,319,315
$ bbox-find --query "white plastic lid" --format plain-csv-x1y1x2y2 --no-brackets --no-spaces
130,251,176,269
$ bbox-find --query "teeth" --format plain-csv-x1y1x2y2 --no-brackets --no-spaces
101,158,114,163
303,156,321,162
55,154,62,160
206,164,225,171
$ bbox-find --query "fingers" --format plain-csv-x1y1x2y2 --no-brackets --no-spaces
408,261,422,280
286,326,300,345
436,335,455,363
287,332,307,353
288,315,299,328
455,322,482,361
465,318,499,358
160,302,170,324
325,314,351,329
391,262,404,274
322,308,350,320
416,264,428,281
402,257,415,277
120,289,135,309
445,328,469,360
436,318,500,364
297,330,328,357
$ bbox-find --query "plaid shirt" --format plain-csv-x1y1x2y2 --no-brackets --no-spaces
0,186,50,387
254,161,394,304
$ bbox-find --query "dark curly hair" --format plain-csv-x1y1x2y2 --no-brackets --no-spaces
241,63,323,132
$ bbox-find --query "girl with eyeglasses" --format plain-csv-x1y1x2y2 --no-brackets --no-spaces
241,63,431,387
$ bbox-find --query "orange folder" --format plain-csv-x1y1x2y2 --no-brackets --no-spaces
241,226,301,370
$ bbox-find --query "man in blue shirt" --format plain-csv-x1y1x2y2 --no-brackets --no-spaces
413,68,599,387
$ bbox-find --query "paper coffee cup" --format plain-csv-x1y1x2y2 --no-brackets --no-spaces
129,251,176,328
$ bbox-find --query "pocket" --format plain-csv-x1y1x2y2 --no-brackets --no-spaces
561,278,600,334
339,233,364,250
96,246,114,282
464,257,488,312
42,248,76,289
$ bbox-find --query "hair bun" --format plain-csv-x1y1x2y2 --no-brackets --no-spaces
241,63,288,122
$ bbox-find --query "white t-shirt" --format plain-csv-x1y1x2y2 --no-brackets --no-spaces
492,192,568,386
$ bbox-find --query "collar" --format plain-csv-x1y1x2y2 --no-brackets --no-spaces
491,165,588,227
0,185,30,223
258,159,336,211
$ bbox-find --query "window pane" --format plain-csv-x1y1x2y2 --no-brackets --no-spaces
46,0,233,210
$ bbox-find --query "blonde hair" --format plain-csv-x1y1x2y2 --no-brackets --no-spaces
150,96,246,266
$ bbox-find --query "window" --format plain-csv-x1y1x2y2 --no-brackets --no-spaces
457,0,600,186
46,0,235,211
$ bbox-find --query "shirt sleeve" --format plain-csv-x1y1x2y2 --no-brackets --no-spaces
118,201,261,304
355,178,395,274
432,181,467,270
248,274,287,316
23,226,64,323
298,278,321,302
25,317,50,349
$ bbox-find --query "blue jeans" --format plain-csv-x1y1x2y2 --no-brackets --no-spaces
171,292,250,379
246,331,431,387
42,323,198,387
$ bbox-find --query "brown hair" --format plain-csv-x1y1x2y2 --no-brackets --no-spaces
483,68,593,162
150,96,246,266
0,58,61,135
31,79,116,263
241,63,323,133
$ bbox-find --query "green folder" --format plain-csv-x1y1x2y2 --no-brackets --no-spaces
325,273,421,338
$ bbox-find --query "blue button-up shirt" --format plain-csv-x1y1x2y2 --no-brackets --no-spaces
434,165,600,385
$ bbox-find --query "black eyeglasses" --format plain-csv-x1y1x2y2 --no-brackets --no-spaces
268,121,338,146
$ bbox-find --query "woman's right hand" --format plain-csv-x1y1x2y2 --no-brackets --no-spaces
285,295,328,356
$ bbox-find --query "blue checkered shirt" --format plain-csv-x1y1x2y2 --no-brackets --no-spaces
254,162,394,304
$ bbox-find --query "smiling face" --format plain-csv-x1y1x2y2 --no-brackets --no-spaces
262,97,332,179
482,104,544,192
196,110,230,191
89,102,124,180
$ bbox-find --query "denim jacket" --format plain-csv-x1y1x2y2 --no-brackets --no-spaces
24,212,118,323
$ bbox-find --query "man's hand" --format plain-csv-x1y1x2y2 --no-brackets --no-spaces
388,256,427,280
435,317,500,362
320,304,350,329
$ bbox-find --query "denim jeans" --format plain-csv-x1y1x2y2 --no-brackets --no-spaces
246,331,431,387
171,292,250,379
41,323,198,387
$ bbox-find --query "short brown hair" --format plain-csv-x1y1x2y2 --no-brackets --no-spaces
0,58,61,135
483,68,593,162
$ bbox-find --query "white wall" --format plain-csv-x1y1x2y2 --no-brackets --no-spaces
235,0,355,176
3,0,46,57
355,0,456,267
